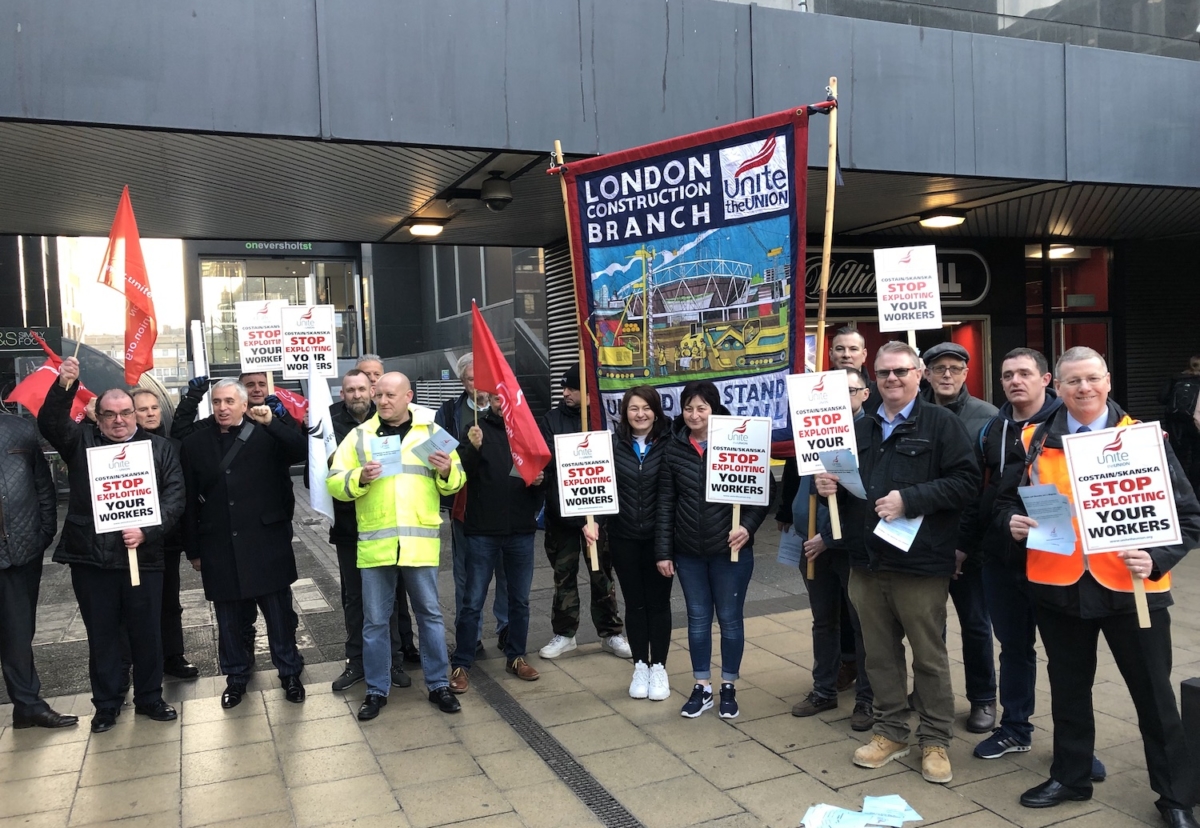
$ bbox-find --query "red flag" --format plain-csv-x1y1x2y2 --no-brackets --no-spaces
471,302,550,485
96,186,157,384
4,332,96,421
272,387,309,422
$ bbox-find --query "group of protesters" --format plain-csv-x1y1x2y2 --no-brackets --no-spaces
0,336,1196,826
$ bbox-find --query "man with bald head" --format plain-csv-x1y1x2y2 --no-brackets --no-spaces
329,372,467,719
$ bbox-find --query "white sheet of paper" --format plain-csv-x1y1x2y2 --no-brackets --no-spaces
799,804,874,828
1018,483,1077,555
777,525,804,568
410,429,459,469
861,794,922,826
370,435,404,478
818,448,867,499
872,514,924,553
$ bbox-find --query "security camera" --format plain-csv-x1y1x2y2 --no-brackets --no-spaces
480,171,513,212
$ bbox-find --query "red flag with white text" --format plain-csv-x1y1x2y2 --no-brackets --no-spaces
471,302,550,485
96,186,157,384
4,332,96,420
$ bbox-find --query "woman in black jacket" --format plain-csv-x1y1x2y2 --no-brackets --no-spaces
656,381,767,720
586,386,673,701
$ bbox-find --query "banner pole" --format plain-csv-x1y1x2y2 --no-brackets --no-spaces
808,76,841,579
731,504,741,563
73,327,85,359
127,546,141,587
1132,577,1151,628
553,139,600,572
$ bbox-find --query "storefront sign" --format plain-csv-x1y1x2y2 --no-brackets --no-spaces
235,300,287,372
0,327,61,356
786,370,857,475
1062,422,1182,553
705,415,772,506
86,441,162,534
874,245,943,332
554,431,620,518
280,305,337,379
803,248,989,308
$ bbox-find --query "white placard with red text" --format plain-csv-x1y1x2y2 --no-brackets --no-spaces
786,371,858,476
1061,422,1182,554
235,299,288,373
280,305,338,379
86,441,163,535
705,415,772,506
873,245,943,332
554,431,620,518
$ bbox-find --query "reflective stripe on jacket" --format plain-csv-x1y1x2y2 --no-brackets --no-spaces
1021,415,1170,594
326,404,465,568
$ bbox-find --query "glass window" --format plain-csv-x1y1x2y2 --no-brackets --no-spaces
457,247,484,311
1050,246,1109,313
485,247,515,305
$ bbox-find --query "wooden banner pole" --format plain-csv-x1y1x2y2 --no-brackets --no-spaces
72,328,85,359
731,504,742,563
127,546,141,587
808,76,841,579
1132,577,1151,628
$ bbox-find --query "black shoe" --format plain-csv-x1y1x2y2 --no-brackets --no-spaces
12,708,79,729
966,702,997,733
1091,756,1107,782
402,645,421,665
391,665,412,688
118,666,132,695
163,656,200,679
1019,779,1091,808
91,707,120,733
1160,807,1200,828
429,686,461,714
134,700,178,722
332,665,365,692
221,683,247,709
281,675,306,703
791,691,837,718
358,694,387,721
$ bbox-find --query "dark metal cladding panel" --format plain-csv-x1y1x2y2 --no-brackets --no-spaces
1066,45,1200,187
0,0,321,136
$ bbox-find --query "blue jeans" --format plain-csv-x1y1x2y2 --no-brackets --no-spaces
674,551,754,682
452,533,535,669
982,561,1037,739
452,519,509,641
361,565,450,696
948,565,997,705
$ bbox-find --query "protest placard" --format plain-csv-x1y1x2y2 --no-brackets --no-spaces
706,415,771,561
786,370,857,476
554,431,620,519
873,245,942,334
235,299,287,372
86,441,162,586
280,305,338,379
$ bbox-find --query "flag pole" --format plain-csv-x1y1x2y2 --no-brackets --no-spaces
73,327,85,359
808,77,841,580
553,139,600,572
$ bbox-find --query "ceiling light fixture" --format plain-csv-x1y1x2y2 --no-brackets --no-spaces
404,218,448,237
918,208,967,229
1047,244,1076,259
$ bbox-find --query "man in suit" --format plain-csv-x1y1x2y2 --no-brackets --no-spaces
181,379,308,709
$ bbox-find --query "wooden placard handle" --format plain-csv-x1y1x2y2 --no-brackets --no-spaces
1132,577,1151,628
731,504,741,562
127,546,141,587
586,515,600,571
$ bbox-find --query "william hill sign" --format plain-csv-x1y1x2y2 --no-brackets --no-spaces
803,248,990,308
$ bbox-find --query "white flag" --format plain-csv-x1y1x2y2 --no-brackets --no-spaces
306,363,338,521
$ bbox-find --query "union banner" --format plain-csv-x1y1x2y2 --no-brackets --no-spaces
561,109,809,437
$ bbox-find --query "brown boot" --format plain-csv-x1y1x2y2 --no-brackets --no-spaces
448,667,469,694
921,745,953,783
853,734,910,769
506,657,540,681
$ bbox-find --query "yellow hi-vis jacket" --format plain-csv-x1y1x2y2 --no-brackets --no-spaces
326,404,465,568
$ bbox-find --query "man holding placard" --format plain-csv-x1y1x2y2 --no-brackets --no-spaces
814,341,978,785
38,357,185,733
998,347,1200,826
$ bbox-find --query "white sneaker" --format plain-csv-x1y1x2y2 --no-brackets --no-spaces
601,634,633,659
629,662,650,699
648,663,671,701
538,635,577,659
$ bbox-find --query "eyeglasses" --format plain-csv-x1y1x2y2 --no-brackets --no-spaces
929,365,965,376
875,368,914,379
1060,375,1108,388
848,387,866,394
98,409,135,422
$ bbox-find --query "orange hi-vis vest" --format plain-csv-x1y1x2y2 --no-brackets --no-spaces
1021,416,1171,594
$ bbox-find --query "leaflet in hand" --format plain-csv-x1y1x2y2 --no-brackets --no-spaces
777,525,804,568
410,429,460,469
1017,483,1076,555
872,514,924,553
369,435,405,478
818,449,867,499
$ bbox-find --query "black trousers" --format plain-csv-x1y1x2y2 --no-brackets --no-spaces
1037,604,1194,810
609,537,673,665
214,587,304,684
335,541,412,671
161,549,185,658
0,557,49,716
70,564,164,710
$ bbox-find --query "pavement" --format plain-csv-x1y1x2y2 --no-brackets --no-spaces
1,482,1198,828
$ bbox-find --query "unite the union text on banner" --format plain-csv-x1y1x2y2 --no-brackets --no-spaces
561,109,809,441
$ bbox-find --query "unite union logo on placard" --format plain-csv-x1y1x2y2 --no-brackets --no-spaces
808,376,829,404
1096,428,1131,467
728,419,752,444
719,134,789,220
572,433,595,459
108,446,131,470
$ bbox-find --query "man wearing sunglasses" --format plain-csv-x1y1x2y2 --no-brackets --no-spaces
37,357,186,733
815,341,979,785
919,342,999,735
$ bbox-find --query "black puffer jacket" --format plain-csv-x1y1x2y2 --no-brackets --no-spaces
0,415,58,569
540,400,587,528
39,381,186,572
606,432,667,541
458,406,544,535
655,412,769,561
